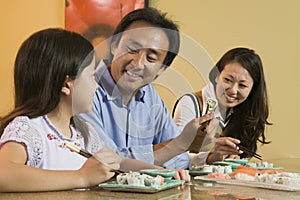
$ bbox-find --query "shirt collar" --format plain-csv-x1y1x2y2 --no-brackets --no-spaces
96,60,146,103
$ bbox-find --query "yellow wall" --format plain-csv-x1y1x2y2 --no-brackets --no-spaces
1,0,299,161
150,0,300,160
0,1,64,115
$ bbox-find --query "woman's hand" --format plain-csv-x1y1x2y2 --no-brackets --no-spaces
77,147,121,188
206,137,243,164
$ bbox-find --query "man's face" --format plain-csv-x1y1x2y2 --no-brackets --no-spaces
110,21,169,95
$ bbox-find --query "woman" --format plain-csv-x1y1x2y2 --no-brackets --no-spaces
173,47,271,165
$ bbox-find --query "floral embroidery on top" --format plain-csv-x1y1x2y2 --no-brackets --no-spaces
75,133,83,140
47,133,58,141
43,116,72,149
46,133,65,149
43,117,85,150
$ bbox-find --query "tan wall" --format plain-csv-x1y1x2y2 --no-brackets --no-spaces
150,0,300,160
1,1,299,161
0,1,64,115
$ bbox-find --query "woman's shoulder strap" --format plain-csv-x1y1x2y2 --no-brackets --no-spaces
172,91,203,118
193,90,203,116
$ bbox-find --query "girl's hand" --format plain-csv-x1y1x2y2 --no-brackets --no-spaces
77,147,121,188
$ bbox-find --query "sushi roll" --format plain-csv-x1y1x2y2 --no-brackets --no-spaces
127,172,145,186
224,165,232,174
213,165,225,173
116,173,128,185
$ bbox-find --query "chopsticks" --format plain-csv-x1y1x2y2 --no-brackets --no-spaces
65,141,93,158
200,99,217,132
238,145,262,160
64,141,122,172
200,104,210,132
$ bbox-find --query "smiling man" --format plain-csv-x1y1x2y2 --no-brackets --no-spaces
79,8,209,169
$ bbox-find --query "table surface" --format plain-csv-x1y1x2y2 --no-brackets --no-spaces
1,157,300,200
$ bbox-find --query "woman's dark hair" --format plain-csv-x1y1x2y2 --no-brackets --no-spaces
0,28,94,144
209,47,271,157
109,7,180,68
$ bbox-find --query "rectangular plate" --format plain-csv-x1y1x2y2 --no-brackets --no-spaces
224,158,249,165
99,180,184,193
253,166,284,170
213,161,241,168
140,169,175,178
195,176,300,191
189,170,211,176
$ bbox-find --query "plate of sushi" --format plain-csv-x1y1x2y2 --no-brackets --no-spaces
195,165,300,191
99,171,184,193
246,161,284,170
189,164,233,176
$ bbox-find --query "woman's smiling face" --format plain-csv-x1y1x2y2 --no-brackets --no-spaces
215,62,254,109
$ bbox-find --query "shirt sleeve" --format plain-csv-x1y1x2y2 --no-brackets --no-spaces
162,152,190,169
189,152,210,169
173,94,212,169
153,100,190,169
0,116,43,167
86,122,155,164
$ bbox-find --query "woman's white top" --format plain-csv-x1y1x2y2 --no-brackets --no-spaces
173,82,233,167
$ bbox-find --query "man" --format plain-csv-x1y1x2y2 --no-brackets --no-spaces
79,7,214,169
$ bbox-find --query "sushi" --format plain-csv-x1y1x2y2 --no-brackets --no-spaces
116,172,164,187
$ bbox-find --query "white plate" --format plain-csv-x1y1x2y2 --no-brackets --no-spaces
195,176,300,191
252,166,284,170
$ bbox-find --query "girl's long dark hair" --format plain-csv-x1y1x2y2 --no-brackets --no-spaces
0,28,94,144
209,47,272,157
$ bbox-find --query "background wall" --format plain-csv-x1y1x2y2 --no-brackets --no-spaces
0,1,64,115
1,0,299,161
150,0,300,161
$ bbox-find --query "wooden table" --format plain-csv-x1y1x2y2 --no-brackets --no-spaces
1,158,299,199
1,179,300,200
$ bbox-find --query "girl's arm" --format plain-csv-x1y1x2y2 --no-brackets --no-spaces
0,142,116,192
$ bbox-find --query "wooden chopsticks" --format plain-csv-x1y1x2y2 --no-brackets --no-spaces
65,141,124,173
238,145,262,160
200,104,210,132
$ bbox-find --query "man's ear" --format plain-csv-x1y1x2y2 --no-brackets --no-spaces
157,66,167,77
154,66,166,80
61,76,73,95
110,41,117,56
